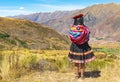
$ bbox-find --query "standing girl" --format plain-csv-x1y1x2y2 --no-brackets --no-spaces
68,14,96,79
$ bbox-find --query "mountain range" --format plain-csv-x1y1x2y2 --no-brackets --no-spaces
12,3,120,41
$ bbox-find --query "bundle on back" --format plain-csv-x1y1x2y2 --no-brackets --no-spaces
69,25,90,44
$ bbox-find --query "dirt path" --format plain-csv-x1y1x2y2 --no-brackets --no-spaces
12,60,120,82
13,71,95,82
13,69,120,82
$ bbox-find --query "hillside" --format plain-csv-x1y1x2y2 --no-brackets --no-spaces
12,3,120,41
0,17,70,50
91,11,120,41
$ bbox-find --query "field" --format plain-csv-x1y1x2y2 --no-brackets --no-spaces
0,42,120,82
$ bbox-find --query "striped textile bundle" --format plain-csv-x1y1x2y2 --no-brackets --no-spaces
69,25,90,44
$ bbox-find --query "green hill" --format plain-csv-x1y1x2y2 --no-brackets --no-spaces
0,17,70,50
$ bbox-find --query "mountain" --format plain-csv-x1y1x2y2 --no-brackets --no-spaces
11,10,78,34
0,17,70,50
12,11,76,24
92,11,120,41
12,3,120,41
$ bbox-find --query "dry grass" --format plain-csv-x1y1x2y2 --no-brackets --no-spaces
0,55,10,81
0,17,69,50
0,42,120,82
12,60,120,82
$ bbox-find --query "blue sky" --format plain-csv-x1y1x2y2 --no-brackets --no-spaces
0,0,120,17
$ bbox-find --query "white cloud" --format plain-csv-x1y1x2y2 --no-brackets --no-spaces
19,7,24,10
0,6,34,17
0,4,85,17
30,4,85,13
35,4,85,11
0,9,33,17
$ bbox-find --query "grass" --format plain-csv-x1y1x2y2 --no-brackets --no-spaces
0,54,10,80
12,60,120,82
0,17,69,50
0,43,120,82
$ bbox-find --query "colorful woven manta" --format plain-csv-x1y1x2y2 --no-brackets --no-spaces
69,25,90,44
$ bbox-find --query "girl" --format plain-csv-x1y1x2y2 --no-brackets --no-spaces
68,14,96,79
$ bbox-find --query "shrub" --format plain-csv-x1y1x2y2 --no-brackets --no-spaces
7,39,17,45
0,45,5,50
15,38,28,48
0,32,9,39
20,54,37,70
55,57,71,72
36,59,59,71
86,58,114,71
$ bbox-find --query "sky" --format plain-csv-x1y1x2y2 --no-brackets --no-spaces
0,0,120,17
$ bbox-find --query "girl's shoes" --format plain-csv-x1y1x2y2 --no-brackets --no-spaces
75,74,80,79
81,75,85,80
75,73,85,79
